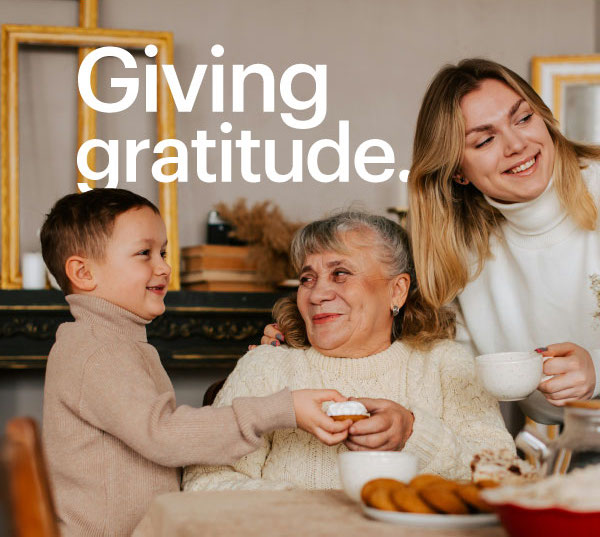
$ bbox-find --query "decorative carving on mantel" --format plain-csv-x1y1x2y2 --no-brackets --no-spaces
0,290,284,369
0,316,64,340
148,317,264,341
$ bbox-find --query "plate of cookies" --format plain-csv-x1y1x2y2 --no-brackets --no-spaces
360,475,500,528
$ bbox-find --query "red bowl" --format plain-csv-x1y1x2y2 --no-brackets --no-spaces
493,503,600,537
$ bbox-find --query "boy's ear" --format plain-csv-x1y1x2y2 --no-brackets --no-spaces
390,273,410,310
65,255,97,292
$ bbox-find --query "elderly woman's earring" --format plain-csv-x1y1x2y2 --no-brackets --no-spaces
453,173,469,185
392,305,400,317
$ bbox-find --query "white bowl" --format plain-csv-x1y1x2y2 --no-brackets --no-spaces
476,351,543,401
338,451,417,502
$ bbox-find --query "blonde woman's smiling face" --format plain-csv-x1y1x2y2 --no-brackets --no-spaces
460,78,555,203
296,233,404,358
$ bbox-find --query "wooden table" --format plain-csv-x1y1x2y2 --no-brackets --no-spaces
132,489,508,537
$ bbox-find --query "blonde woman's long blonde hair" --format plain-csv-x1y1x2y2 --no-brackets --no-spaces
273,211,455,351
410,58,599,309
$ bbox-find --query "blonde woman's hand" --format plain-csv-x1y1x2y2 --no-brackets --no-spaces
345,398,414,451
538,343,596,405
247,324,286,351
261,323,285,346
292,389,352,446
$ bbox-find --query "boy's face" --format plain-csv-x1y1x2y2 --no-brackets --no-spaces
90,206,171,320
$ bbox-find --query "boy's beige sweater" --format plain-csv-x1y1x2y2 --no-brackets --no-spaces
42,295,295,537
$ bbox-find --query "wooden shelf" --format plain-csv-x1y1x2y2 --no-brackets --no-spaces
0,290,288,369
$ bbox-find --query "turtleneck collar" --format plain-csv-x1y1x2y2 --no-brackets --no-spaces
483,177,579,248
483,177,567,236
66,294,150,343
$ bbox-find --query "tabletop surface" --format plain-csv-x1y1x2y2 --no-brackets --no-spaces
132,489,508,537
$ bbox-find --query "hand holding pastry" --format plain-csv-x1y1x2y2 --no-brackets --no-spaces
537,343,596,405
292,389,352,446
345,397,414,451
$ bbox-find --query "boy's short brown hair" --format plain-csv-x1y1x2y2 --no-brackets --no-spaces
40,189,160,294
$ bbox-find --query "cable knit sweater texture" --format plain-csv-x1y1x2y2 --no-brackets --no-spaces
183,340,514,492
42,295,296,537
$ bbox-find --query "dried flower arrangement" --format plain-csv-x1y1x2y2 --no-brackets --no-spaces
591,273,600,323
214,199,303,284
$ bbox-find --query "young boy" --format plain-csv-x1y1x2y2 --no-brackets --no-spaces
40,189,350,537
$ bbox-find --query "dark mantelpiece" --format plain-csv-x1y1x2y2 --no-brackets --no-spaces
0,290,288,369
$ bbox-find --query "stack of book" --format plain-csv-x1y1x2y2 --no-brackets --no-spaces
180,245,275,292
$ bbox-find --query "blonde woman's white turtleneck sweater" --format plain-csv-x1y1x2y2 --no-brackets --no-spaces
182,340,514,491
457,161,600,424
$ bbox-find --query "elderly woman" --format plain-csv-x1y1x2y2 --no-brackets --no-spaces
182,212,513,491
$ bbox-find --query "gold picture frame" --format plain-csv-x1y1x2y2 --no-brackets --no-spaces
1,24,180,289
532,55,600,140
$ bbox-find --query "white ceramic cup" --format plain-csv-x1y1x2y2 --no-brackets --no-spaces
475,351,543,401
338,451,417,502
22,252,47,289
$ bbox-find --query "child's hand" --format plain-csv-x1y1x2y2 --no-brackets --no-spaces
292,389,352,446
261,323,285,346
537,343,596,405
345,397,414,451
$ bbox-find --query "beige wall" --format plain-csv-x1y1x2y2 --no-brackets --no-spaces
0,0,597,427
0,0,596,254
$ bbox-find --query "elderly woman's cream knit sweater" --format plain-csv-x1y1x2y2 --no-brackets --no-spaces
183,340,514,491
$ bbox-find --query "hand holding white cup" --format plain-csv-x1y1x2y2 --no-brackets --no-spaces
536,343,596,405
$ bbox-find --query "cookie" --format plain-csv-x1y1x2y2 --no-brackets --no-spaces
455,483,493,513
391,487,437,514
365,487,401,511
418,484,470,515
361,478,405,504
409,474,451,491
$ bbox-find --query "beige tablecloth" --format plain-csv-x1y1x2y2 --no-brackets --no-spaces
132,489,508,537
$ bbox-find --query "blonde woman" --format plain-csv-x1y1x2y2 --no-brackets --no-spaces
183,212,512,491
408,58,599,424
263,59,599,426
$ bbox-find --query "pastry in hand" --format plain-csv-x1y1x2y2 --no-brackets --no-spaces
326,401,369,422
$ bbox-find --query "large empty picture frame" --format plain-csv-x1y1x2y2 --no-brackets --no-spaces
1,24,180,289
532,55,600,144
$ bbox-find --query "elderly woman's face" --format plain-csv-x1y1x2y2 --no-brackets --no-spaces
297,233,408,358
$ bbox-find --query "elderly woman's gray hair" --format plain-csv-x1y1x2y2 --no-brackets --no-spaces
274,211,456,350
290,211,413,279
